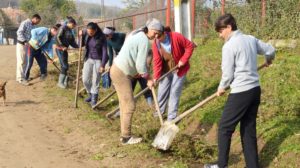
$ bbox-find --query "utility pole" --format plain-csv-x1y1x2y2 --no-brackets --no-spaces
101,0,105,20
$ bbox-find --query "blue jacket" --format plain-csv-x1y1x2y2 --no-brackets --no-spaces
29,27,56,58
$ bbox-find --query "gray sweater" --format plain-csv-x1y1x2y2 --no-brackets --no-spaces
219,30,275,93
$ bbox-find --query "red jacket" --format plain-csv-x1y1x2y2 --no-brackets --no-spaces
152,32,194,80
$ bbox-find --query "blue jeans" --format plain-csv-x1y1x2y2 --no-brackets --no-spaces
24,46,47,80
157,72,186,120
56,49,68,75
82,58,101,94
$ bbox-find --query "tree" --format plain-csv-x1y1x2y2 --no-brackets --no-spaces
122,0,147,10
20,0,77,25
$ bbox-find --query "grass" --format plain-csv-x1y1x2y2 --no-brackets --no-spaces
45,38,300,167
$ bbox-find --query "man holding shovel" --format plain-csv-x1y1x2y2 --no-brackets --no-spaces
110,18,161,145
25,24,61,82
204,14,275,168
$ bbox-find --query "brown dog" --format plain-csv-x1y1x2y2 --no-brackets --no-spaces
0,81,7,106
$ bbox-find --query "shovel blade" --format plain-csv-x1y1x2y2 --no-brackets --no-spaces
152,122,179,150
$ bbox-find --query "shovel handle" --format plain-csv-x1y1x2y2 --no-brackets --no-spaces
172,63,267,124
92,90,117,109
106,66,179,119
150,87,164,125
173,93,218,124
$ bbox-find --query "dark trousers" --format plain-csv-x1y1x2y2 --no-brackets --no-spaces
25,45,47,80
218,86,261,168
56,49,69,75
131,77,152,99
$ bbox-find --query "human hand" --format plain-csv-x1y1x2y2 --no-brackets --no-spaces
99,67,105,73
217,88,226,96
178,60,185,68
147,79,155,89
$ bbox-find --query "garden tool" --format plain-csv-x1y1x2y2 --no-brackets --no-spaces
150,87,164,125
152,64,267,150
106,65,179,120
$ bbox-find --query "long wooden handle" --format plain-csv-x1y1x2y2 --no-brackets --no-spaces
92,90,117,109
74,38,83,108
106,66,179,118
172,64,267,124
43,51,62,73
172,93,218,124
151,87,164,125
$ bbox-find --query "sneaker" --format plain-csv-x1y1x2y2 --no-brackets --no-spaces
19,80,29,86
40,74,47,81
120,136,142,145
203,164,223,168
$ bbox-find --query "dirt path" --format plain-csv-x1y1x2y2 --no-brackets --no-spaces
0,46,98,168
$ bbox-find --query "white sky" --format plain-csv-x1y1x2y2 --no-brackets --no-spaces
78,0,125,8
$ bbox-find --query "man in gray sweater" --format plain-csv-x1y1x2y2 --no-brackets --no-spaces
204,14,275,168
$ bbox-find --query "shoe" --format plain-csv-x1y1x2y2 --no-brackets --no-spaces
64,76,69,87
146,97,153,106
19,80,29,86
112,110,120,118
90,94,98,106
40,74,47,81
85,93,92,103
57,74,66,89
203,164,223,168
120,136,142,145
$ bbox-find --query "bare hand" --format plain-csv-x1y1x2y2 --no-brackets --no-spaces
217,88,226,96
147,79,155,89
99,67,105,73
178,61,185,68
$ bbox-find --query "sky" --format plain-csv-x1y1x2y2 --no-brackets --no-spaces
79,0,125,8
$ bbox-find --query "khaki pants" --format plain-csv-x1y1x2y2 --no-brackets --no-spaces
16,43,27,82
110,64,135,138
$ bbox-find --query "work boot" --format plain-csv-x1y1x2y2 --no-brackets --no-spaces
146,97,153,106
85,93,92,103
90,93,98,106
57,74,66,89
40,74,47,81
64,76,69,88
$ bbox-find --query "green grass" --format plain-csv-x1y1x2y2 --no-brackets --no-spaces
46,38,300,167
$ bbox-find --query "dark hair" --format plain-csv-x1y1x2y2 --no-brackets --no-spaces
52,23,62,30
66,16,77,25
86,22,105,39
32,14,41,20
214,13,237,32
87,22,99,31
106,26,116,31
163,26,171,32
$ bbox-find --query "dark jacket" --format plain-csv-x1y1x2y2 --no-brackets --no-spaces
56,25,79,48
107,32,126,66
81,29,108,68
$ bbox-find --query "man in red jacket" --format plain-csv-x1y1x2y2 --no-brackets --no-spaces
149,26,195,121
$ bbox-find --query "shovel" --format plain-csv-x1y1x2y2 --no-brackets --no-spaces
152,64,267,150
42,51,74,80
105,65,179,119
150,87,164,125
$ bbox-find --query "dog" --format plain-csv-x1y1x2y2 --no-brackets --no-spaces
0,81,7,106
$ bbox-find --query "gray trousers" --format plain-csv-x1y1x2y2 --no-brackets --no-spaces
157,72,186,121
82,58,101,94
